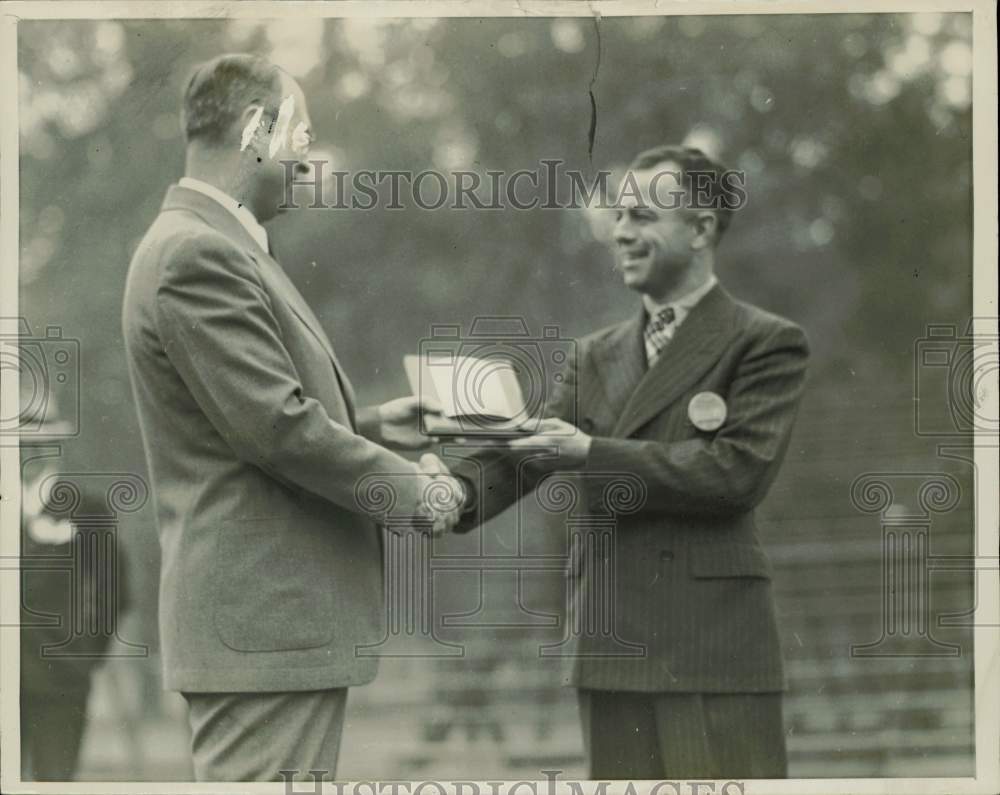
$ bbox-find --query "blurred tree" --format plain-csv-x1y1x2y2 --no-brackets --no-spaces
16,14,976,779
17,10,972,514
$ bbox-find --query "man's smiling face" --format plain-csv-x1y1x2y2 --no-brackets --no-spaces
612,164,699,299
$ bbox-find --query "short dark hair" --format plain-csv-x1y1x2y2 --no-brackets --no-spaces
181,54,283,146
628,144,736,240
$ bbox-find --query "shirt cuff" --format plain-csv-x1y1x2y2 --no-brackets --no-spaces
455,474,478,515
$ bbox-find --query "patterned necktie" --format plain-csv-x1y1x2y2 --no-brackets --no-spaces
644,306,676,367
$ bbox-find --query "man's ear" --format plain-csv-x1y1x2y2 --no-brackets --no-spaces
238,104,266,153
691,211,718,250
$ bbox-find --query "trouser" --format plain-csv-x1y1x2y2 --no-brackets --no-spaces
577,689,787,780
182,688,348,782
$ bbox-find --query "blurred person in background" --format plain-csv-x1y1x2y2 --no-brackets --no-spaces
20,395,131,781
452,145,810,780
122,53,464,781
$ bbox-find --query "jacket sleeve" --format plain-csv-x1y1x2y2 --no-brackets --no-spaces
584,321,810,517
450,338,583,532
153,232,423,515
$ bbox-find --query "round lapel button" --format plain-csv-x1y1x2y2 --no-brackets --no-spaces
688,391,727,431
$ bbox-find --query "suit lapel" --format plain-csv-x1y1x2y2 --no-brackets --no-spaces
253,251,360,423
589,309,648,428
612,284,742,438
162,185,359,423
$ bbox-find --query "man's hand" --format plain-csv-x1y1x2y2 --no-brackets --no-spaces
505,417,592,470
375,396,443,451
412,453,466,536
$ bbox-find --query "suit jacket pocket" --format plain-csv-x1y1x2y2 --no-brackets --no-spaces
213,517,335,652
688,542,773,580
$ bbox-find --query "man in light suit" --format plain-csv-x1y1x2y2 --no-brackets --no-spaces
122,54,461,781
453,145,810,779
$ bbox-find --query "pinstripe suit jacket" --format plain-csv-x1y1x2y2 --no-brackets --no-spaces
454,284,809,693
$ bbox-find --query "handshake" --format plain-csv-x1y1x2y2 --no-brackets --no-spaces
368,395,592,537
409,453,468,536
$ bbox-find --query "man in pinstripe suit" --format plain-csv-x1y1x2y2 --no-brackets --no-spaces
452,145,810,779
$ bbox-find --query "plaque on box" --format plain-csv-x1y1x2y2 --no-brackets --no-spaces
404,354,534,438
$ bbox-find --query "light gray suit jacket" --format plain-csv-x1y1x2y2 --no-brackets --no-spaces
123,185,419,693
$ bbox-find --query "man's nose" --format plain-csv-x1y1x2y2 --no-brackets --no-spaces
613,219,635,244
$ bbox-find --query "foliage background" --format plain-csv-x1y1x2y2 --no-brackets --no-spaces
16,12,976,780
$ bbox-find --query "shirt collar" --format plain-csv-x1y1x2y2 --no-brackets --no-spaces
178,177,269,253
642,273,719,326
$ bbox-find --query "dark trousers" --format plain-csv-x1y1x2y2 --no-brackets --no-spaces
21,687,90,781
577,689,787,780
182,688,348,782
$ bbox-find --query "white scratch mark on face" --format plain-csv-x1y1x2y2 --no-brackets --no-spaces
268,94,296,159
290,121,310,157
239,105,264,152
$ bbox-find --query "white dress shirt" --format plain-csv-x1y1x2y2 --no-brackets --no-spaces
178,177,269,253
642,273,719,365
